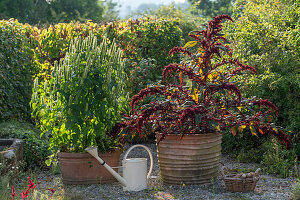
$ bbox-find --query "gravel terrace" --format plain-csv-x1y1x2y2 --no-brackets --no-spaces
35,144,296,200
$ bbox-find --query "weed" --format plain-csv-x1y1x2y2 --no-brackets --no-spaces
291,180,300,200
0,175,10,200
211,177,216,199
262,139,299,178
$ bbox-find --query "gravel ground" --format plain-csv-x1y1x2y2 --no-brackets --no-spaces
34,144,296,200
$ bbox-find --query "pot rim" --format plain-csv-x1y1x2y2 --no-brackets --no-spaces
156,132,221,137
58,148,122,158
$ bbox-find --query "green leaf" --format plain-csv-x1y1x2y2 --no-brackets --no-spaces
45,159,52,166
183,41,198,48
250,126,258,137
195,114,203,125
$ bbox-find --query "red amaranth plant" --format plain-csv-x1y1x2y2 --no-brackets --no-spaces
112,15,291,149
11,177,37,200
10,177,55,200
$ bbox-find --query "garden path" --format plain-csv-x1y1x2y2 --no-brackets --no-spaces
34,144,295,200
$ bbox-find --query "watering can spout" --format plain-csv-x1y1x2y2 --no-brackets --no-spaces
85,146,128,187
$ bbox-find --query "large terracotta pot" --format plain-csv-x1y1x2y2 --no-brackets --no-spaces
156,133,222,185
58,149,121,184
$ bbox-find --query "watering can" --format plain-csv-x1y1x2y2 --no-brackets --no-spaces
85,144,153,191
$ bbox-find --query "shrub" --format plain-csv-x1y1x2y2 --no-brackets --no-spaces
35,18,182,67
261,138,299,178
224,0,300,157
36,21,104,66
0,19,39,120
222,129,270,163
222,128,299,178
124,58,161,96
136,4,205,43
31,34,127,155
0,18,182,129
104,18,182,68
0,120,50,169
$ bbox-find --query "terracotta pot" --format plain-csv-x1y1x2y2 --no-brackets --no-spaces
156,133,222,185
58,149,121,184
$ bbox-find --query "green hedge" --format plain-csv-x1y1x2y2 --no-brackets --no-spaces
35,18,181,68
104,18,182,67
0,19,39,120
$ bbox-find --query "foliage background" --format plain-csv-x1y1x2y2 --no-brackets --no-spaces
224,0,299,156
220,0,299,177
0,0,299,177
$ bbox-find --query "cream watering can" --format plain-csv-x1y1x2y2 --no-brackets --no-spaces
85,144,153,191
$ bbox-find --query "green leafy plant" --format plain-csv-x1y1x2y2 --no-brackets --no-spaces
31,34,127,156
0,160,23,181
134,3,205,44
188,0,234,18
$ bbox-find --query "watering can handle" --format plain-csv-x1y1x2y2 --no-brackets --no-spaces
123,144,153,179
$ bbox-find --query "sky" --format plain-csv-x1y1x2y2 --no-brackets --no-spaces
112,0,187,18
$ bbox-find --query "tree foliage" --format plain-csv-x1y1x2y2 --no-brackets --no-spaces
0,0,117,24
136,3,205,43
188,0,234,18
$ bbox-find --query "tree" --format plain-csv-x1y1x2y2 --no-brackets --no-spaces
103,0,119,21
0,0,34,22
131,3,205,43
49,0,105,23
188,0,234,18
0,0,118,24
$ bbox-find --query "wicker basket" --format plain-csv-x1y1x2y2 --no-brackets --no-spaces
221,166,261,192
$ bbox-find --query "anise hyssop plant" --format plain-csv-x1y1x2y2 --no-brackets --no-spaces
113,15,291,148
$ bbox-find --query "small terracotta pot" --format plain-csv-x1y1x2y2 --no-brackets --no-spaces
156,133,222,185
58,149,121,184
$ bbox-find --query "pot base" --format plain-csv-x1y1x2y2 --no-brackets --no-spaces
58,150,121,184
156,133,222,185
